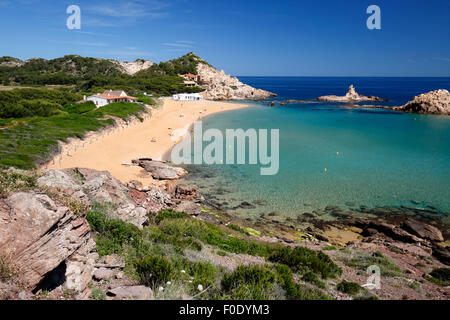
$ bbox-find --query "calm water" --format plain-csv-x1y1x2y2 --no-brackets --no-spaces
174,77,450,222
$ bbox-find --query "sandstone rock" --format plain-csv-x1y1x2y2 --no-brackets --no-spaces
0,191,92,295
174,200,202,216
393,89,450,115
318,85,386,103
128,180,143,191
65,238,97,299
355,220,424,243
107,286,153,300
64,168,149,228
432,246,450,265
93,267,115,281
175,184,198,200
402,218,444,242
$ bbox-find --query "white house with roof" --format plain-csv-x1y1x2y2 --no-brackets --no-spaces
172,93,204,101
86,90,137,108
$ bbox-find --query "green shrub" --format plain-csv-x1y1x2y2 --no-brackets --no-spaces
322,245,337,251
134,255,175,287
221,265,276,300
342,251,402,277
86,209,142,256
336,281,362,295
63,101,96,114
0,255,15,281
158,218,279,257
90,288,106,300
269,246,342,279
227,224,246,234
0,171,37,198
427,268,450,286
302,271,326,289
155,209,189,224
274,265,331,300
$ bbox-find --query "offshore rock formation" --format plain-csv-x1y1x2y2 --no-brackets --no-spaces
393,89,450,115
196,63,276,100
317,85,387,102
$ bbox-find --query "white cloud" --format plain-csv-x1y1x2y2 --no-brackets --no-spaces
433,57,450,62
162,41,194,48
86,1,170,19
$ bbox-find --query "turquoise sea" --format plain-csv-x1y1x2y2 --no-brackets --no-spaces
172,77,450,223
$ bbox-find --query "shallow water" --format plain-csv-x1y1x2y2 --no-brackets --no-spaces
172,77,450,222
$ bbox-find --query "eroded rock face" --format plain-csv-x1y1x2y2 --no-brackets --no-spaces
197,63,276,100
38,168,151,228
0,192,94,297
402,218,444,242
111,59,153,75
393,89,450,115
317,85,386,102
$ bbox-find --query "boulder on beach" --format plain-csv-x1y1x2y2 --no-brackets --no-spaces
133,159,187,180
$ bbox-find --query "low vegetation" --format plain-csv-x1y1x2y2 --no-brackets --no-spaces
340,251,402,277
0,88,150,169
86,204,341,300
0,255,15,281
269,246,342,279
0,53,206,96
336,280,362,295
426,268,450,286
0,170,37,198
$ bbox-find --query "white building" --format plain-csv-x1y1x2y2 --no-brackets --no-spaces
172,93,204,101
86,90,137,108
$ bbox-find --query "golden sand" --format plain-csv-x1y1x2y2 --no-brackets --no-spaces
45,98,250,185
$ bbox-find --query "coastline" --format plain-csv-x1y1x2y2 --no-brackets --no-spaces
43,98,251,185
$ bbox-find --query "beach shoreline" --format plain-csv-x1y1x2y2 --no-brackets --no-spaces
43,98,251,185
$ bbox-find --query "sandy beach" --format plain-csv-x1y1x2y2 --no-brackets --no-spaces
45,98,250,185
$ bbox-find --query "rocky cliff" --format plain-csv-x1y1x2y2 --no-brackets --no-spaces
393,89,450,115
0,165,204,299
112,59,154,75
196,62,276,100
318,85,386,103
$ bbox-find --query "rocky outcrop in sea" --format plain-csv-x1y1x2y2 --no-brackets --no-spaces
393,89,450,115
317,85,387,103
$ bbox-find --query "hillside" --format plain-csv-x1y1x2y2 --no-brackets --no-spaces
0,53,274,99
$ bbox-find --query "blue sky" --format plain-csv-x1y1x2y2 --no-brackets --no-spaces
0,0,449,76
